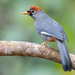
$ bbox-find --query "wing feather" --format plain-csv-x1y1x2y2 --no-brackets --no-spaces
35,16,68,42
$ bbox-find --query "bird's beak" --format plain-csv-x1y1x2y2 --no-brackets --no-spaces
22,12,30,15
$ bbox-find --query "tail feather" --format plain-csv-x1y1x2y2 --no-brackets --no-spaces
57,40,72,71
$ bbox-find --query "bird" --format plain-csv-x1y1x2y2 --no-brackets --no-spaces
22,6,72,71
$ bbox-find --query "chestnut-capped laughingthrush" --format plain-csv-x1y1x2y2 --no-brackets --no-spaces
22,6,72,71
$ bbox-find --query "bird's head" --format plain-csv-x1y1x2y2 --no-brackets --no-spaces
22,6,46,20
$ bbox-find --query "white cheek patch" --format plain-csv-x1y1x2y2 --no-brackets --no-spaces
41,31,50,36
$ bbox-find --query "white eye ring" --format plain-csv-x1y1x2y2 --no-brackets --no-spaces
31,10,36,14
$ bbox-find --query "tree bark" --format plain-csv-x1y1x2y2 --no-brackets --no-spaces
0,41,75,70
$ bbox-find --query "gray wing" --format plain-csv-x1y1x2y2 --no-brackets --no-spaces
36,17,69,42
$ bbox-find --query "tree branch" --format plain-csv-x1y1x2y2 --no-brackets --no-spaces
0,41,75,70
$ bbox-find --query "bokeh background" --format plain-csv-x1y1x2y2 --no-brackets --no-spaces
0,0,75,75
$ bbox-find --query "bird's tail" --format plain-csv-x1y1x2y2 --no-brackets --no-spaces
56,40,72,71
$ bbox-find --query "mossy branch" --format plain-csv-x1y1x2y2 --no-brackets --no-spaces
0,41,75,70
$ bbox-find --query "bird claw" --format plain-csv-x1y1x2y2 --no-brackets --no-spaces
41,42,46,49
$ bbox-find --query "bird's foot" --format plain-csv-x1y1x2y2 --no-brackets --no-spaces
41,42,46,49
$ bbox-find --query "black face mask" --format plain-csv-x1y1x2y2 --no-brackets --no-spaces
27,10,32,16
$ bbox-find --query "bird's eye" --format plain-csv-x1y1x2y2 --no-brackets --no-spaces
31,10,36,14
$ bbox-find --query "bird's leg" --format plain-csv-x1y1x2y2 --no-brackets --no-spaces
41,37,56,48
42,41,49,48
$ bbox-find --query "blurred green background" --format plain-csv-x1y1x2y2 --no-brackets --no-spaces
0,0,75,75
